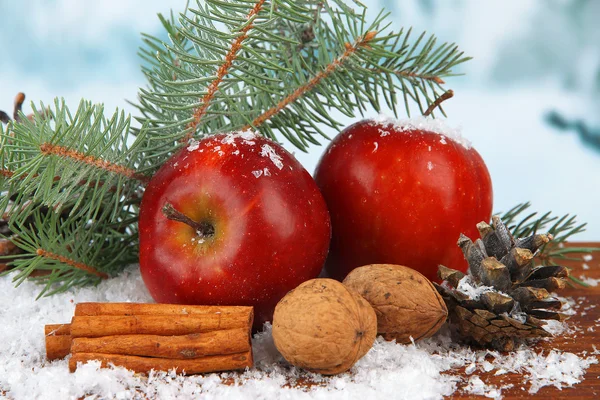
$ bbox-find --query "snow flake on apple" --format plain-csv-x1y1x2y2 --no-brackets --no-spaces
372,142,378,152
229,129,258,146
252,168,272,178
427,161,434,171
260,144,284,169
187,139,200,151
220,134,237,146
212,145,225,156
370,114,471,149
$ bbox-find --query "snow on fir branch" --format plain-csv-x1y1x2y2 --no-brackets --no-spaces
0,0,470,293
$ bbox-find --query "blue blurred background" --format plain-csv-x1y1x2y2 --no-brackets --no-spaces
1,0,598,239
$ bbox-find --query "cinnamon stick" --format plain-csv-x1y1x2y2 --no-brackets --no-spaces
45,323,71,336
69,351,253,374
45,302,255,374
45,324,71,360
70,314,250,338
74,302,252,318
71,329,250,359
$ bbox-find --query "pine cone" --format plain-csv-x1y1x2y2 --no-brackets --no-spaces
435,216,569,351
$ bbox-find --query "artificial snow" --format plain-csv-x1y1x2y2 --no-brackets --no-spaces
542,320,568,335
221,130,258,147
260,144,283,170
455,276,495,300
377,128,390,137
371,114,472,149
0,268,597,400
583,254,593,262
187,139,200,152
579,275,600,287
188,131,259,153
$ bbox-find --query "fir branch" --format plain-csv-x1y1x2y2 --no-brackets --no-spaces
245,30,378,130
393,70,445,84
3,206,138,297
1,100,147,222
182,0,267,143
134,0,468,160
35,249,108,279
39,143,150,184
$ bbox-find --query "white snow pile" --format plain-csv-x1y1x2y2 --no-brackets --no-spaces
0,268,597,400
371,114,472,149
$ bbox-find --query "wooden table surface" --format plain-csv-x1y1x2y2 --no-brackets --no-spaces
451,242,600,399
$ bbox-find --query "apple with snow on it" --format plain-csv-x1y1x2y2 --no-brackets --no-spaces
139,131,331,329
314,117,493,282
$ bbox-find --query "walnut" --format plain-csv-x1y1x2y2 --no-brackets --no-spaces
272,278,377,375
343,264,448,343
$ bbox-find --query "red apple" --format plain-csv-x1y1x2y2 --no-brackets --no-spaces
314,118,493,282
139,132,331,329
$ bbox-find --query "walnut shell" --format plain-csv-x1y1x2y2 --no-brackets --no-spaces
343,264,448,343
272,278,377,375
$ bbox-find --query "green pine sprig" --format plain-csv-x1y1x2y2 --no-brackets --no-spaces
133,0,468,162
1,100,148,222
500,202,599,286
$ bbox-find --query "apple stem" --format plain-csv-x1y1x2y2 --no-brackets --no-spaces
162,202,215,238
423,89,454,116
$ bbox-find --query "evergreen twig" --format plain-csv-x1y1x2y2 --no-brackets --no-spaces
181,0,268,143
245,30,378,130
500,202,599,286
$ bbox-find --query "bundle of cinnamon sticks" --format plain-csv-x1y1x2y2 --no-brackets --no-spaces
45,302,254,375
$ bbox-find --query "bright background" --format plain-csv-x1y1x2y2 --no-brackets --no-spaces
1,0,598,239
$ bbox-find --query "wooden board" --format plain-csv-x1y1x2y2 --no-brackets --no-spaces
451,242,600,399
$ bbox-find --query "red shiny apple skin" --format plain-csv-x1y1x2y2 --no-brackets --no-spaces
139,133,331,329
314,119,493,282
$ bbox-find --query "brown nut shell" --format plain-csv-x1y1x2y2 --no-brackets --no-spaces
272,278,377,375
343,264,448,343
